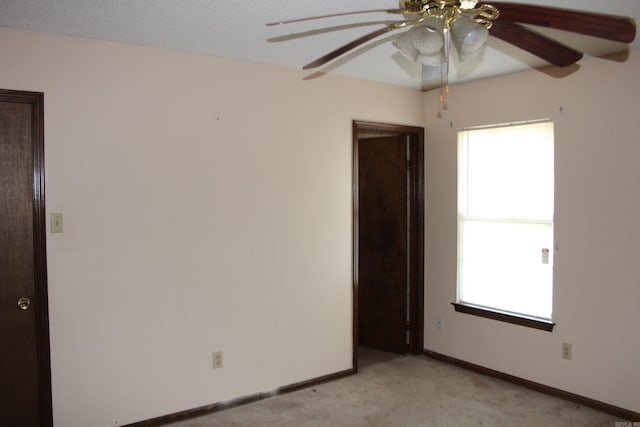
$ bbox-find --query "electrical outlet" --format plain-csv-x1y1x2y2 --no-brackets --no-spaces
213,351,223,369
436,316,443,330
562,342,572,360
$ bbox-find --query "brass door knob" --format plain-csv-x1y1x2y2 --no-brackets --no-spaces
17,297,31,310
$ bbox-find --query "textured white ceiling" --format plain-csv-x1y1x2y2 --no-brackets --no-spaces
0,0,638,90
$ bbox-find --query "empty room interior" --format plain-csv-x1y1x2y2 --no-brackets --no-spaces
1,1,639,426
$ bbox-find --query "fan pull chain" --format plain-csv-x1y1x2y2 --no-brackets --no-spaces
439,26,451,110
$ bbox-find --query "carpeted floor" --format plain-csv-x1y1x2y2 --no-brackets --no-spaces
168,348,621,426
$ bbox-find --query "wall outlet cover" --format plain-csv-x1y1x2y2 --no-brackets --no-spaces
562,342,572,360
213,351,223,369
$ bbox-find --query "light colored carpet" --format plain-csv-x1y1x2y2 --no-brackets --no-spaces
168,348,620,426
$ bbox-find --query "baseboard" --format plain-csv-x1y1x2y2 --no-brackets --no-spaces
424,349,640,422
124,368,356,426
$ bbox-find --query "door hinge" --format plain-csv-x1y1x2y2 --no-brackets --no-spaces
406,160,411,170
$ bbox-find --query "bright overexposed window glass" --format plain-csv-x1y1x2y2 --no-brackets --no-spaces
458,121,554,320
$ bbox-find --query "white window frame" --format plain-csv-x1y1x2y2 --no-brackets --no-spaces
455,120,555,330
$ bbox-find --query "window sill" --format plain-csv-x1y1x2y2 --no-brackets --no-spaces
451,303,555,332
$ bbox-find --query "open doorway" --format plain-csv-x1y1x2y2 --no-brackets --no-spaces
352,120,424,370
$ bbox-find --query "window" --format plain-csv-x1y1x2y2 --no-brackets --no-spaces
456,120,555,329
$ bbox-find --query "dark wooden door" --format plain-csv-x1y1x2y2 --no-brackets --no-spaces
0,90,52,427
358,136,408,354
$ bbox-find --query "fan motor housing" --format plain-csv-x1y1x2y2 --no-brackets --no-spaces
401,0,468,13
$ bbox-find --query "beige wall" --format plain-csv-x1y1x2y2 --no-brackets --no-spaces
0,28,423,426
423,50,640,412
2,25,639,426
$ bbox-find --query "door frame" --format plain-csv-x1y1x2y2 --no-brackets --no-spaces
352,120,424,370
0,89,53,426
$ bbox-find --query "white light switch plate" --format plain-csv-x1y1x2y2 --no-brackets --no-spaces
50,213,64,233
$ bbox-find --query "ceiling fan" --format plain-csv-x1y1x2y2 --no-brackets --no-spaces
267,0,636,86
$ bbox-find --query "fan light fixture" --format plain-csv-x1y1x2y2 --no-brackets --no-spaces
393,18,445,65
451,15,489,60
393,0,498,103
394,2,492,63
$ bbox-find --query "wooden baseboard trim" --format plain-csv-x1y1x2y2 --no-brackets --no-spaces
123,368,355,426
424,349,640,422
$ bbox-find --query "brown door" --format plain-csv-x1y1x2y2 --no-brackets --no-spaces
0,90,52,426
357,135,409,354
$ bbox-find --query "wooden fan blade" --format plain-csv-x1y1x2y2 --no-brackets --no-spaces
267,9,405,26
490,20,583,67
481,2,636,43
303,22,406,70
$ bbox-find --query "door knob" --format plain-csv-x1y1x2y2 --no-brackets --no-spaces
17,297,31,311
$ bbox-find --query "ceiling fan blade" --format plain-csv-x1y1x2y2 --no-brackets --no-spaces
303,22,408,70
490,20,583,67
481,2,636,43
267,9,405,26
